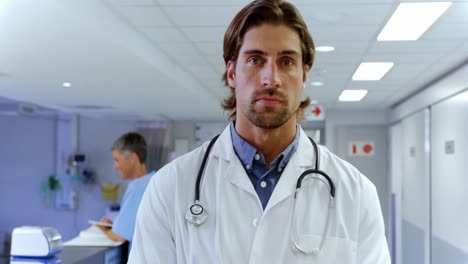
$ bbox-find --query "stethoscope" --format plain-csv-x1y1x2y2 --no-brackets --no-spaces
185,134,336,255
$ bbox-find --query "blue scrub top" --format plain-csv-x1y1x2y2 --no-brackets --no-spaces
113,171,154,242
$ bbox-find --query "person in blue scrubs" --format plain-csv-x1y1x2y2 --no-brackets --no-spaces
95,132,154,247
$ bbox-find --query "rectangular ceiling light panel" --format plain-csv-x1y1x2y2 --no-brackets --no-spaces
352,62,394,81
339,90,368,102
378,2,452,41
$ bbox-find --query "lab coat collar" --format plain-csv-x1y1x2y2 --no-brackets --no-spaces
211,125,318,210
211,124,315,167
211,125,258,198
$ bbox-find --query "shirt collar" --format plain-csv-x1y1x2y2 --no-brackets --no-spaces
230,121,299,169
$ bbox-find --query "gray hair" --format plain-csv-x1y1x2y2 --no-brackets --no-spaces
112,132,147,163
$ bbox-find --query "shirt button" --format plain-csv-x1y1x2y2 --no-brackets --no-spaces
246,164,251,170
253,218,258,227
278,167,283,172
254,154,260,160
260,181,267,188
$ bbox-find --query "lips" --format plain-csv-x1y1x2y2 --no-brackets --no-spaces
256,96,284,106
257,96,282,102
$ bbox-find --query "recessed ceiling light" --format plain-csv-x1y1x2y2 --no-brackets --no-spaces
352,62,394,81
310,81,324,86
339,90,368,102
311,100,319,104
452,90,468,103
316,46,335,52
377,2,452,41
63,82,72,88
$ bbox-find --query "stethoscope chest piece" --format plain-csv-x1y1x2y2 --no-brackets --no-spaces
185,202,208,226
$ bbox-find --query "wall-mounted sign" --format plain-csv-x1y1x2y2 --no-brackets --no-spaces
348,141,375,157
305,104,325,121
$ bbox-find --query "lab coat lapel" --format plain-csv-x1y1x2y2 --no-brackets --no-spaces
211,125,258,197
223,158,258,197
264,128,315,212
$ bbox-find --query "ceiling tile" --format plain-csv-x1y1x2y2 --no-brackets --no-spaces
299,4,393,25
423,23,468,40
194,42,223,56
181,27,226,42
163,6,242,27
437,3,468,24
381,63,431,83
310,63,354,76
158,43,199,56
314,41,369,53
172,54,209,65
291,0,394,4
116,6,172,27
186,65,218,79
106,0,156,5
363,53,444,64
347,81,400,91
206,55,225,67
308,24,382,42
157,0,250,5
141,27,187,43
213,61,226,74
314,53,364,65
370,40,462,54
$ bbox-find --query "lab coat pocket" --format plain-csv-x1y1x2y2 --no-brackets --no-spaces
292,234,357,263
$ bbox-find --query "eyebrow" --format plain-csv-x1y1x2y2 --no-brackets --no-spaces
242,49,300,57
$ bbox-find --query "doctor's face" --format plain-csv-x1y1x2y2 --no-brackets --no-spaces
227,23,308,129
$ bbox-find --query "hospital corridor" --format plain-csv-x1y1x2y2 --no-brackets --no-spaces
0,0,467,263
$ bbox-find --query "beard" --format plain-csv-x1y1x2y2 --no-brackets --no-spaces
244,88,298,129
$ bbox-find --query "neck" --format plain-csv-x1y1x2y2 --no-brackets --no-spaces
131,164,148,180
235,116,297,166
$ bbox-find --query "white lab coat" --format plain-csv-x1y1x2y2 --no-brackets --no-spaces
129,125,391,263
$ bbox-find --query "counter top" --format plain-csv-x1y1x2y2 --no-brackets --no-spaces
4,243,128,264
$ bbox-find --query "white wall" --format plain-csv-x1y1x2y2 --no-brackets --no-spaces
431,91,468,254
390,61,468,263
389,123,403,264
398,110,430,264
333,124,389,239
400,110,430,230
325,110,389,152
0,115,60,235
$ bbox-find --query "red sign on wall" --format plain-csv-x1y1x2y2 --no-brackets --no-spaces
305,104,325,121
348,141,375,156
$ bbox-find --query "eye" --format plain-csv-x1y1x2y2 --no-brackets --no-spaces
248,57,261,65
282,58,294,66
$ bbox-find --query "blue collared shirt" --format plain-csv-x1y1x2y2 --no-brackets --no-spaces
230,122,299,209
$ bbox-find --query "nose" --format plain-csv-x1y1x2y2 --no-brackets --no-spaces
261,61,281,89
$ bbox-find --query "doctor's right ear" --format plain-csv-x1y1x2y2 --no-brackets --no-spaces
227,61,236,88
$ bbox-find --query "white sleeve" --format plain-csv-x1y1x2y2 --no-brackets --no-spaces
357,179,391,264
128,170,176,264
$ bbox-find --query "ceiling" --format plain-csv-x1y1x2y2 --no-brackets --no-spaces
0,0,467,120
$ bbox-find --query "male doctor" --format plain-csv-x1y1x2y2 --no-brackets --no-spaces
129,0,391,263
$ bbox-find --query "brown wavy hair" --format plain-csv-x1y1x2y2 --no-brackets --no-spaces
221,0,315,120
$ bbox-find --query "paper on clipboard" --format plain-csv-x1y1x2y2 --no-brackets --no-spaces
64,225,123,247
